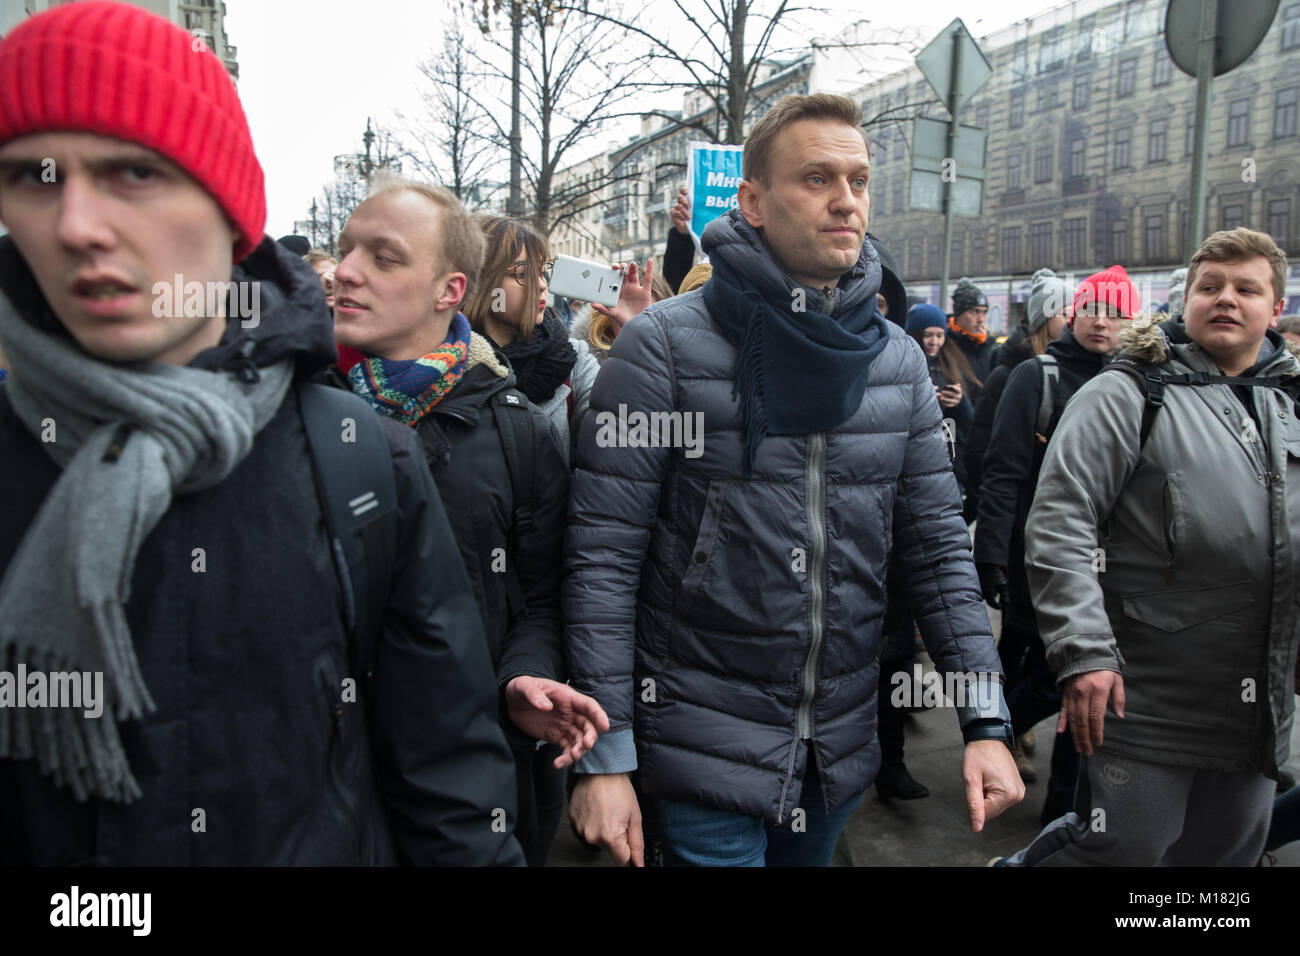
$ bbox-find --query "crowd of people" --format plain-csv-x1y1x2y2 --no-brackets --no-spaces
0,1,1296,867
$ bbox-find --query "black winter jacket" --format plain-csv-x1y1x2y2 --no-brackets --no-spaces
324,347,571,690
973,327,1110,625
964,322,1037,505
0,238,524,866
563,214,1005,824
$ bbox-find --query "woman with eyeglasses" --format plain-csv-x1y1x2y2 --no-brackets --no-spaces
463,216,600,465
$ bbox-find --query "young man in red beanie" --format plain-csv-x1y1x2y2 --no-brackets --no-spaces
0,1,547,865
975,265,1133,824
997,232,1300,865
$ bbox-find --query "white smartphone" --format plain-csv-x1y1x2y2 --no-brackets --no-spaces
549,254,622,308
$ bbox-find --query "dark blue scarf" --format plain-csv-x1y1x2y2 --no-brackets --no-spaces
702,244,891,475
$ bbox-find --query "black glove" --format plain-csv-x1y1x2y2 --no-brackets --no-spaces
977,563,1009,610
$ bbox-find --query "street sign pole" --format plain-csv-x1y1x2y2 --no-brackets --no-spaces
1186,0,1216,260
940,31,963,310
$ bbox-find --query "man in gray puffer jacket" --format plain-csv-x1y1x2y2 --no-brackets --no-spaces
564,93,1022,867
1001,228,1300,866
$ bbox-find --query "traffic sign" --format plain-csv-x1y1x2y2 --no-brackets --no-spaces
916,18,993,118
1165,0,1278,78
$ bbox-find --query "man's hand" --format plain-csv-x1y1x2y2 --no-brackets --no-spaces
504,676,610,769
591,259,655,330
962,739,1025,832
1058,669,1125,756
976,563,1009,610
568,773,645,866
670,186,690,235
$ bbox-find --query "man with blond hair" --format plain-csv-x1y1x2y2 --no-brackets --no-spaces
999,228,1300,866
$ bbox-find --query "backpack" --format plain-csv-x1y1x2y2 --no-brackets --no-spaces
490,387,536,617
1105,359,1300,452
297,383,398,701
1035,354,1061,444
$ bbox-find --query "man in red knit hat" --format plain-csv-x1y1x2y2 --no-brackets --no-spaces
0,1,545,865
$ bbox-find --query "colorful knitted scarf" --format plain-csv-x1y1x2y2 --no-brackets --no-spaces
348,313,472,426
948,315,987,346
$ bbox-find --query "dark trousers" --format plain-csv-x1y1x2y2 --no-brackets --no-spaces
1266,783,1300,852
1004,615,1080,821
509,737,566,867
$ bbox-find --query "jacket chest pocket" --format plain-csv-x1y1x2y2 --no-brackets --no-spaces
676,481,728,610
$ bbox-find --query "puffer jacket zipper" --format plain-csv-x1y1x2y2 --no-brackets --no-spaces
798,432,828,739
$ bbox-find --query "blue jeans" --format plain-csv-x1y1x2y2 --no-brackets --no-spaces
645,763,862,867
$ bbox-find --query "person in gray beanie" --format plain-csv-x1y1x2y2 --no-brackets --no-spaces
964,268,1072,555
1166,267,1188,320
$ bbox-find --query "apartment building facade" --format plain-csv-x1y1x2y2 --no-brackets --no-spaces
853,0,1300,329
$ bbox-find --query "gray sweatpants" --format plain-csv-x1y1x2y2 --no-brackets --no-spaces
1002,746,1275,866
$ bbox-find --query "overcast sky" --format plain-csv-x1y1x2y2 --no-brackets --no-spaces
224,0,1064,237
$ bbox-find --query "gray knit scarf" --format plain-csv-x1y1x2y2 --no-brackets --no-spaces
0,289,292,802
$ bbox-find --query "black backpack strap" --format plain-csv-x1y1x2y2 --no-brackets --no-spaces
1036,354,1060,439
297,383,398,694
1105,359,1166,452
492,388,535,616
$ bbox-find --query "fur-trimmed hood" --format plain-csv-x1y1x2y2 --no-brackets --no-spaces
1118,316,1300,377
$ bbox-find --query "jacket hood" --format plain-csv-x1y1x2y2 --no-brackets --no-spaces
1118,316,1300,378
0,234,338,380
700,207,882,316
433,332,515,422
866,232,907,327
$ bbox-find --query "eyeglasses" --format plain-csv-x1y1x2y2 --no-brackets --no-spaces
504,260,553,286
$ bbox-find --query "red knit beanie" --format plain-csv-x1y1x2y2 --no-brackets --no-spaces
0,1,265,261
1070,264,1140,325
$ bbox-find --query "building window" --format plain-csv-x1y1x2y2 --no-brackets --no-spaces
1222,203,1245,231
1039,26,1068,74
1269,198,1292,244
1069,137,1087,178
860,98,873,124
1228,99,1250,147
1284,3,1300,51
1117,58,1137,98
1123,0,1143,40
1073,74,1090,110
1153,52,1172,87
1063,217,1087,265
915,80,928,105
893,178,904,214
976,104,989,129
1114,127,1132,169
1008,151,1023,189
1275,88,1298,139
1002,227,1021,271
1035,146,1053,183
1030,221,1053,265
971,233,986,273
1009,90,1025,128
1144,214,1165,261
951,237,963,275
928,238,940,275
1112,219,1129,261
893,126,905,160
1148,118,1168,162
1078,17,1096,59
1185,111,1196,156
1012,39,1029,83
909,238,923,274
